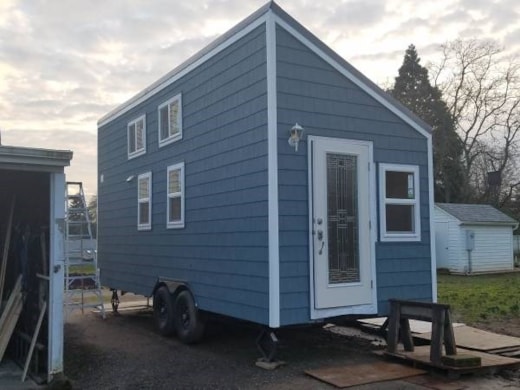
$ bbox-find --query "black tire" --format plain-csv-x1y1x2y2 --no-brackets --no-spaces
153,286,176,336
173,290,205,344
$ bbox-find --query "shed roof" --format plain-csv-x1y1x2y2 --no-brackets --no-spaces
0,145,73,173
436,203,517,226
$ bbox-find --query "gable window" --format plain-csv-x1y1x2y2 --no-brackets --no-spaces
128,115,146,159
158,94,182,147
379,163,420,242
167,162,185,228
137,172,152,230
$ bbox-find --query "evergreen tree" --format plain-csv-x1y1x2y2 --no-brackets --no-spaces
390,45,466,202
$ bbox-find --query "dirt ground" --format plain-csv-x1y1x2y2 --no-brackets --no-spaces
62,303,520,390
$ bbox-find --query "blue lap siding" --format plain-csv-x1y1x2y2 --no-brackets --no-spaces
98,24,271,325
98,3,434,328
275,26,432,325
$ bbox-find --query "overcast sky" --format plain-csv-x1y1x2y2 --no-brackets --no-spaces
1,0,519,197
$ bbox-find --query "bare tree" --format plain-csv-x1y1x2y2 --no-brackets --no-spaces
430,39,520,204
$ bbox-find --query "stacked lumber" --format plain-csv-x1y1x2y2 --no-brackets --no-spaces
0,274,23,362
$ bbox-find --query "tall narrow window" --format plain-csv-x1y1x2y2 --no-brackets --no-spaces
137,172,152,230
128,115,146,158
167,162,185,228
158,94,182,147
379,164,420,242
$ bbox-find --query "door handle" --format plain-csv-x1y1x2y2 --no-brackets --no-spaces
318,241,325,255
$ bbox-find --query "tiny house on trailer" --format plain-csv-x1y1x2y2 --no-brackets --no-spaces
0,145,72,384
97,2,436,342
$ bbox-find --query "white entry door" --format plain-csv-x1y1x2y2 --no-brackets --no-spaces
310,137,374,309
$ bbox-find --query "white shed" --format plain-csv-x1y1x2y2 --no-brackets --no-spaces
0,145,72,385
434,203,518,274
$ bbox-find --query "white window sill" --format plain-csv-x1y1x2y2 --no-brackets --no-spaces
159,133,182,148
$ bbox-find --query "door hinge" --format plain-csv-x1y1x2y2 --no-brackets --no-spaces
369,220,371,230
371,280,373,289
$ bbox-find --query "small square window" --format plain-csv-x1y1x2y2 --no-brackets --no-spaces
379,164,420,242
158,94,182,147
167,162,184,228
128,115,146,159
137,172,152,230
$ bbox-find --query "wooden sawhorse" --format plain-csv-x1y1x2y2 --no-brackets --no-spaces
386,299,457,365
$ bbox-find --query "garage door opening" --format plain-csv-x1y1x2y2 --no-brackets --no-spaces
0,145,72,386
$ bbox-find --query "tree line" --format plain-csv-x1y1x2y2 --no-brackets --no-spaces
389,41,520,221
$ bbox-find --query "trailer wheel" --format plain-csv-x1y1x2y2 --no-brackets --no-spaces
173,290,205,344
153,286,175,336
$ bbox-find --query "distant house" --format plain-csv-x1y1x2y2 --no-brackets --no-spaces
434,203,518,274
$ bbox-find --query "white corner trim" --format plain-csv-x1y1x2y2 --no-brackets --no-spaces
99,16,267,127
272,14,430,140
266,12,280,328
49,172,65,378
427,135,437,302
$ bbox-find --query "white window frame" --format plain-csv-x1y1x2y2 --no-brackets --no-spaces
158,94,182,147
137,172,152,231
379,163,421,242
167,162,185,229
128,115,146,159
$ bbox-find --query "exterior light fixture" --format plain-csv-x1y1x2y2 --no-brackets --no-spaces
288,123,304,152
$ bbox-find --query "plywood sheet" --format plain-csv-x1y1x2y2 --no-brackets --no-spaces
359,317,464,334
386,345,520,371
305,361,426,388
417,326,520,352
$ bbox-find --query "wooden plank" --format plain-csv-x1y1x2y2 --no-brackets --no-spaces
0,196,16,305
0,293,23,362
359,317,465,334
22,300,47,382
430,306,445,364
305,361,426,388
387,301,400,353
416,326,520,352
0,275,22,331
385,345,520,372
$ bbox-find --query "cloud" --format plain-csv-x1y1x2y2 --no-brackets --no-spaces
0,0,519,197
1,128,97,197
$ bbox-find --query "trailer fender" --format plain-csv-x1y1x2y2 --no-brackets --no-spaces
152,277,189,301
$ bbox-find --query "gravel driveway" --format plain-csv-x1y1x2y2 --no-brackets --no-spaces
63,305,520,389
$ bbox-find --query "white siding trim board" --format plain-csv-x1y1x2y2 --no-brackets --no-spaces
266,11,280,328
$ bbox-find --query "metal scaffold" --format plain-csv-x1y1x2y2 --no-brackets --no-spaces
64,182,105,319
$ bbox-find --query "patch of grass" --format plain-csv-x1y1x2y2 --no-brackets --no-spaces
437,272,520,324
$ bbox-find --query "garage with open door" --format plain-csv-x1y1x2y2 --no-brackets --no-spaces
0,145,72,386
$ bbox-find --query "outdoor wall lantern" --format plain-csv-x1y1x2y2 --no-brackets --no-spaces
288,123,304,152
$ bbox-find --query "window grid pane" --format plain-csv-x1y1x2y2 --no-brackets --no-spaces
139,202,150,225
169,197,181,222
138,177,149,199
386,171,414,199
160,106,169,140
169,101,179,137
128,124,136,153
168,169,181,194
136,120,144,150
386,204,414,232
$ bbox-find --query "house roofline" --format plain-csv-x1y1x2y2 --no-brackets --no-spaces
98,1,432,138
98,2,273,127
0,145,72,169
